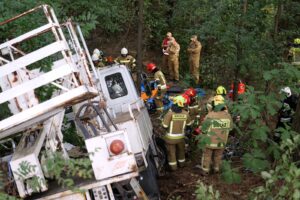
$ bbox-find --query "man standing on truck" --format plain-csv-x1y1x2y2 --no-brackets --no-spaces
200,103,233,175
147,62,167,113
187,35,202,85
162,32,172,74
167,37,180,82
162,96,192,171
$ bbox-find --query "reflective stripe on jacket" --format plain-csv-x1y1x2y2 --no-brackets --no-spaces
162,110,192,140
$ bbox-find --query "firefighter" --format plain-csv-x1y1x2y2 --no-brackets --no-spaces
167,37,180,82
115,47,137,80
206,86,227,112
162,32,172,74
200,103,233,175
92,53,105,68
228,80,246,100
162,96,192,171
187,35,202,85
147,62,167,113
183,88,201,123
290,38,300,63
274,87,299,143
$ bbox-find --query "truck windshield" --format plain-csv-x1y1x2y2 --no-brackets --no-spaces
105,72,128,99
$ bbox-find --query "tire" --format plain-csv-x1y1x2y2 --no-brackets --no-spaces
139,150,161,200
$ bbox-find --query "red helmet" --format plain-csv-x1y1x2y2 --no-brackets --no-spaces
147,63,156,72
182,94,191,106
184,88,197,98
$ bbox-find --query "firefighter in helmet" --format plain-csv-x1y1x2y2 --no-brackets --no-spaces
115,47,137,80
92,49,105,68
147,62,167,113
187,35,202,85
290,38,300,64
206,86,227,112
200,103,233,175
162,96,192,171
183,88,201,122
115,47,136,70
274,87,299,143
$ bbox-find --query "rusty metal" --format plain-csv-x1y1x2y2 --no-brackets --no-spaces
0,5,45,26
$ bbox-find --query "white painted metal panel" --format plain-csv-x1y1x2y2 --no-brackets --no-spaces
0,41,69,78
0,64,74,104
0,23,57,50
0,86,98,139
85,130,137,181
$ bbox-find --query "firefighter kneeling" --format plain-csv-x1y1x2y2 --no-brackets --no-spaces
162,96,192,171
200,103,233,175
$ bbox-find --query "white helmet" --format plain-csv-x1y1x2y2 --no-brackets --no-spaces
93,48,100,56
92,54,99,61
121,47,128,55
280,87,292,97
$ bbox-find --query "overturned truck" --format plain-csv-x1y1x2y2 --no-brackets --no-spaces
0,5,163,200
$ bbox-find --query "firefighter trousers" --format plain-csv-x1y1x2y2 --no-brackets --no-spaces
165,139,185,171
155,89,166,113
189,57,200,84
162,54,169,74
168,56,179,81
201,148,224,173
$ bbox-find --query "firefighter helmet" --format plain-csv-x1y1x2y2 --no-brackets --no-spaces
216,86,227,95
93,48,100,55
184,88,197,98
121,47,128,55
182,94,191,106
294,38,300,45
147,63,157,72
92,54,99,61
173,96,185,108
280,87,292,97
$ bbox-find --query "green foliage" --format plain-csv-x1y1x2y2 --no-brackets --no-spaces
250,134,300,200
195,181,220,200
43,152,93,188
221,161,241,184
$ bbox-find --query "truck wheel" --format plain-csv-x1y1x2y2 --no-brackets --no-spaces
139,151,160,200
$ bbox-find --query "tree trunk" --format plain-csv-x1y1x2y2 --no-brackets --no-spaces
136,0,144,92
292,96,300,133
274,0,283,38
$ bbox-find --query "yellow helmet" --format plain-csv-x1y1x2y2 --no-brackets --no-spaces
213,95,225,106
173,95,185,108
294,38,300,45
216,86,227,95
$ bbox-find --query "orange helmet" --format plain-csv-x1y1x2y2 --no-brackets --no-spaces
147,63,156,72
184,88,197,98
182,94,191,106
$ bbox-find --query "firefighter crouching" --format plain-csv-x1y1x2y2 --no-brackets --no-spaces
200,103,233,175
162,96,192,171
147,63,167,113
